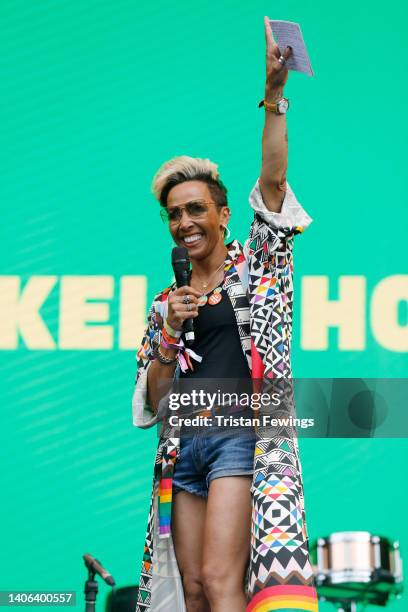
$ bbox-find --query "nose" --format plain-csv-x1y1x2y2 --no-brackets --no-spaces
178,208,194,230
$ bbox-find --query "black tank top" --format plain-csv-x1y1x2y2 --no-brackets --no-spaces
175,288,253,423
180,288,250,382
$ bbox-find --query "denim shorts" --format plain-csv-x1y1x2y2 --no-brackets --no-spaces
172,423,257,498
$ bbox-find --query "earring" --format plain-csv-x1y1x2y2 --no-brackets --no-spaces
222,224,231,240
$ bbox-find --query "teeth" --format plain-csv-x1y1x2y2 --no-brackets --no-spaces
184,234,202,244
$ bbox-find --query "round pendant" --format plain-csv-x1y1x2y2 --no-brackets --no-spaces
198,294,208,307
208,292,222,306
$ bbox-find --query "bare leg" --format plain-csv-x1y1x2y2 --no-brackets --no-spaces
202,476,252,612
172,491,210,612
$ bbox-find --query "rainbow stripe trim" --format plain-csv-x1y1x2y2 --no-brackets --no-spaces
247,585,318,612
158,476,173,537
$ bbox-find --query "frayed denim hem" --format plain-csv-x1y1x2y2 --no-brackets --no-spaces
172,483,208,499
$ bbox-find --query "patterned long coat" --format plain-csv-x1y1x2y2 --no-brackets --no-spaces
132,180,318,611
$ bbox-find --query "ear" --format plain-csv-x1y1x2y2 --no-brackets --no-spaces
220,206,231,226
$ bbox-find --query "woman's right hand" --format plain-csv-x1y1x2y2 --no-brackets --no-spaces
167,286,202,331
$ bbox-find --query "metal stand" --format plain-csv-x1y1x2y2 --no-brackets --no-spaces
84,567,98,612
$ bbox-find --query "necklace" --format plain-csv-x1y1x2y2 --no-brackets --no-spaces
193,259,226,307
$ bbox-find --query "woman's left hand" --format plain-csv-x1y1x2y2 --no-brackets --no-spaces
264,15,292,102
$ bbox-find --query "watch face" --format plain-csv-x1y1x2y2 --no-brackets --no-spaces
278,98,289,114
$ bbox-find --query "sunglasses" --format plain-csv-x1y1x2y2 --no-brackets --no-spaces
160,200,219,224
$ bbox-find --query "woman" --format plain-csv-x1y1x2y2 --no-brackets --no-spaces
133,17,318,612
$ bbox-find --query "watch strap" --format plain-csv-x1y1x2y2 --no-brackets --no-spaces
258,98,288,114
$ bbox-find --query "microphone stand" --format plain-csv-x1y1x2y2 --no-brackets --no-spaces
84,565,98,612
83,553,116,611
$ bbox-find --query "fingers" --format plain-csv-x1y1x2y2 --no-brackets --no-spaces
172,285,202,298
167,304,199,331
172,305,199,319
274,45,292,67
264,16,274,46
171,300,199,314
282,45,292,62
264,12,293,72
169,293,199,307
264,15,277,55
172,296,198,305
167,286,200,330
264,18,291,70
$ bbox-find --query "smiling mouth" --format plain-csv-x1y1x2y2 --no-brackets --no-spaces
181,233,203,246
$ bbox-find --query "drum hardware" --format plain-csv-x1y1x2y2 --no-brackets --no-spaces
105,586,139,612
311,531,403,610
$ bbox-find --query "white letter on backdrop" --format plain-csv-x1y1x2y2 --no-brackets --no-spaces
0,276,57,349
371,275,408,351
301,276,366,350
119,276,147,350
59,276,113,349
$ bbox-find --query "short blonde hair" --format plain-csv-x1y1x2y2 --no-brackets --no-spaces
151,155,228,207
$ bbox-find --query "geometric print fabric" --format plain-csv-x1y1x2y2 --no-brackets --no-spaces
134,182,317,610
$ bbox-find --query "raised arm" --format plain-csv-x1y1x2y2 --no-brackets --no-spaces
259,16,292,214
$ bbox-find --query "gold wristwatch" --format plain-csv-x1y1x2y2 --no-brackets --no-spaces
258,98,290,114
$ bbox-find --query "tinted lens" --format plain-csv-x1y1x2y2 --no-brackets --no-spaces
167,208,181,222
186,202,208,217
161,202,210,224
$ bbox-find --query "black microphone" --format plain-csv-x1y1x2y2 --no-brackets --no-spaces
171,246,195,346
83,553,116,586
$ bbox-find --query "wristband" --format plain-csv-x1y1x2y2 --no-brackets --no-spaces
162,327,181,345
160,338,183,351
158,337,202,373
164,319,182,339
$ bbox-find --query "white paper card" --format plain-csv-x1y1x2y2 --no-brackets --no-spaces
269,20,314,76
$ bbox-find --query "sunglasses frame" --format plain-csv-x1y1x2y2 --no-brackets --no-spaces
160,200,220,224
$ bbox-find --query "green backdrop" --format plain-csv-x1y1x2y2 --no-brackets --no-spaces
1,1,407,610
